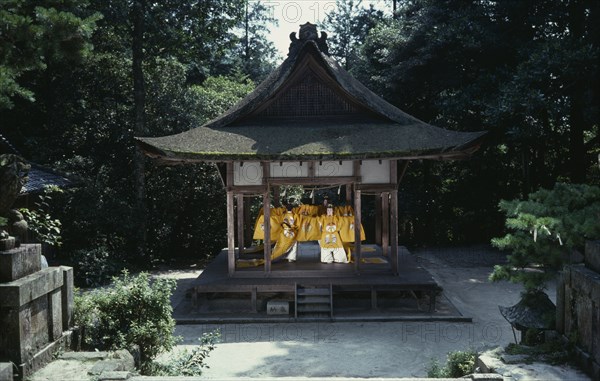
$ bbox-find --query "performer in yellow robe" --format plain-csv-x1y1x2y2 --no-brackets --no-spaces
271,208,299,262
318,205,348,263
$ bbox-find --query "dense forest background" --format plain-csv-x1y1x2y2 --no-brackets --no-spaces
1,0,598,282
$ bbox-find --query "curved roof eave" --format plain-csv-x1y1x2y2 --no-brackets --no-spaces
135,28,487,163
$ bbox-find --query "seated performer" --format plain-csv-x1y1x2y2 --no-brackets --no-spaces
318,204,348,263
271,199,299,262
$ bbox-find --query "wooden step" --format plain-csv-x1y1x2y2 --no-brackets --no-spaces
295,283,333,319
297,295,330,304
297,288,330,296
297,304,331,313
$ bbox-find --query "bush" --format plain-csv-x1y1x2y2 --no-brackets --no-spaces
70,246,124,287
146,331,220,376
73,270,178,371
427,349,477,378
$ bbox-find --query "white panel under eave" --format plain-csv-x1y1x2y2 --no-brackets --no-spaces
361,160,390,184
270,161,308,177
316,161,354,177
233,161,263,185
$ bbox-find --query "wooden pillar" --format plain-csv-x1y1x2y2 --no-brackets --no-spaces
345,184,352,204
236,193,244,255
390,190,398,275
243,196,252,244
382,192,389,256
226,162,235,276
273,185,280,206
353,160,361,273
262,162,271,274
354,185,362,273
375,194,382,246
390,160,399,275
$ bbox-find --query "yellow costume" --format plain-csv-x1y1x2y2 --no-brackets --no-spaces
296,215,320,241
271,212,299,261
253,214,282,241
318,215,348,263
250,204,365,264
337,216,366,243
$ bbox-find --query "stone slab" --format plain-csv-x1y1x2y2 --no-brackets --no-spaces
0,267,63,307
89,360,125,376
98,371,133,381
500,354,529,364
19,329,73,380
471,374,504,380
575,294,593,353
570,265,600,303
48,289,62,341
111,350,135,372
564,285,573,334
594,300,600,366
585,240,600,273
0,363,12,381
266,300,289,315
0,237,15,251
0,244,41,283
556,274,565,332
60,351,110,361
60,266,74,330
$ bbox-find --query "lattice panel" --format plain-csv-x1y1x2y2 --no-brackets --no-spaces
257,71,361,117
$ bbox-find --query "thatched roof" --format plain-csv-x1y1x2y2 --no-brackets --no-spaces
1,133,73,195
20,164,72,195
136,23,486,162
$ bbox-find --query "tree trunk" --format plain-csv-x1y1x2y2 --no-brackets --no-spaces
132,0,147,259
568,0,587,183
569,90,586,183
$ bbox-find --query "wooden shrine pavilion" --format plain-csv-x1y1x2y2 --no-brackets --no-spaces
136,23,485,318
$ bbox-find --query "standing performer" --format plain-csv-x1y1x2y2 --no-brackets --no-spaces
318,204,348,263
271,199,299,262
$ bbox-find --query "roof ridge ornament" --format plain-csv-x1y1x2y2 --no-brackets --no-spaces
288,22,329,57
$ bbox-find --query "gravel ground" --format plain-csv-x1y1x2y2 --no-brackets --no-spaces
30,245,591,380
159,245,589,380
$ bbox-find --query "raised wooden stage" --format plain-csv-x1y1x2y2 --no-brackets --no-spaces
176,244,467,323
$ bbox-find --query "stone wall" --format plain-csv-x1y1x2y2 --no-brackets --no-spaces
0,244,74,380
556,240,600,380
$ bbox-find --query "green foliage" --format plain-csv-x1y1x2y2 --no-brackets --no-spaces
505,339,573,365
189,75,255,124
235,1,279,81
356,0,599,245
73,288,94,339
144,74,253,262
146,332,220,376
19,186,63,247
427,349,477,378
73,271,178,369
491,183,600,292
70,246,123,287
3,0,597,261
0,0,101,109
20,208,62,246
323,0,384,71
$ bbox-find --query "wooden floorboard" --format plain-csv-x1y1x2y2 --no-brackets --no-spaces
192,244,440,292
172,245,473,323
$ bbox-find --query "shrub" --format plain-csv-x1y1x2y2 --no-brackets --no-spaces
73,270,178,370
19,185,64,247
491,183,600,293
146,331,220,376
70,246,123,287
427,349,477,378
